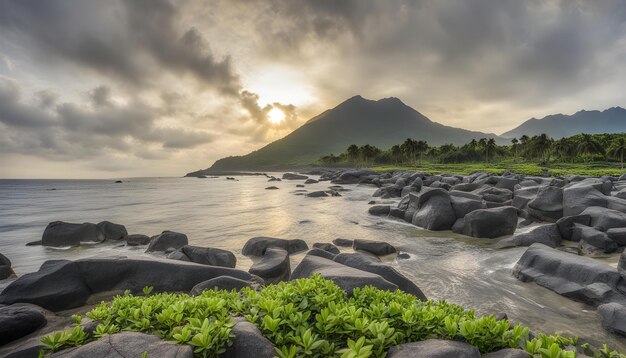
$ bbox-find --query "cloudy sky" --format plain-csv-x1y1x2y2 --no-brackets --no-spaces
1,0,625,178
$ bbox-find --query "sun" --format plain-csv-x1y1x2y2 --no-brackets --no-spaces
268,107,286,124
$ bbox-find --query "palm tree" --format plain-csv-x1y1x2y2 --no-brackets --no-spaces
390,144,403,164
511,138,519,158
607,137,626,169
553,138,577,163
532,134,552,162
347,144,360,165
577,134,604,162
415,140,429,164
485,138,497,163
401,138,418,164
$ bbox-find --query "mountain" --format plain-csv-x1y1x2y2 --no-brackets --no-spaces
189,95,500,174
501,107,626,139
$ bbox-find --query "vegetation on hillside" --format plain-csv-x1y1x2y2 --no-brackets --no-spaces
38,275,624,358
318,133,626,176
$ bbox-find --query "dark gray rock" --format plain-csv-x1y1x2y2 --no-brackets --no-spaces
618,251,626,279
49,332,193,358
580,206,626,231
513,243,621,305
96,221,128,241
368,205,391,216
607,228,626,246
556,215,591,241
295,184,304,187
0,265,14,280
145,231,188,252
304,178,318,184
0,305,47,345
412,189,457,230
249,247,290,284
0,257,257,311
126,234,151,246
563,179,612,216
496,224,562,249
312,243,340,255
42,221,105,247
290,254,397,296
331,169,378,184
386,339,481,358
282,172,308,180
242,237,308,257
190,276,254,295
450,195,484,218
223,317,275,358
265,186,279,190
307,248,337,260
332,238,354,247
166,250,190,261
483,349,531,358
573,225,618,254
527,186,563,222
334,252,426,300
598,302,626,337
180,245,236,268
306,190,329,197
352,239,396,256
456,206,518,238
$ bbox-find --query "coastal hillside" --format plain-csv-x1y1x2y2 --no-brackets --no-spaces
501,107,626,138
189,95,500,174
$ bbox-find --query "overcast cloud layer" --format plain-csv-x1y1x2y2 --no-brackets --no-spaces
1,0,625,178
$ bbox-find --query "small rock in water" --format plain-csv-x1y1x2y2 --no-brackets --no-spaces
126,234,151,246
332,238,354,247
114,180,123,183
265,186,279,190
304,178,319,184
353,239,396,256
296,184,305,187
397,252,410,260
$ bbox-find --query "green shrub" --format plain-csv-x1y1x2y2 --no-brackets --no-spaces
39,275,625,357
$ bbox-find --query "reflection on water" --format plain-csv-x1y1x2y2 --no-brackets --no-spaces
0,176,624,350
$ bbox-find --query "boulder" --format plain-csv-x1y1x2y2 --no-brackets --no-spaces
331,169,378,184
527,186,563,222
386,339,481,358
126,234,151,246
450,195,484,218
41,221,105,247
290,254,397,296
145,231,188,252
282,173,308,180
563,179,611,216
513,243,621,305
312,242,340,255
352,239,396,256
166,250,190,261
580,206,626,231
618,251,626,279
49,332,193,358
368,205,391,216
456,206,518,238
96,221,128,241
0,252,13,280
607,228,626,246
512,186,539,210
307,248,337,260
598,302,626,337
304,178,318,184
556,215,591,241
332,238,354,247
0,257,257,311
180,245,236,268
412,189,457,230
190,276,255,295
496,224,562,249
483,349,531,358
573,225,618,254
0,304,47,345
242,237,308,257
223,317,275,358
333,252,426,300
1,253,12,267
306,190,329,197
249,247,290,284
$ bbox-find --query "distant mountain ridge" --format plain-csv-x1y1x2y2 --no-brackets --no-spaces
501,107,626,139
187,95,501,174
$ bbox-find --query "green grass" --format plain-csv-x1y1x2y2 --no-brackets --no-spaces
38,275,625,358
370,161,625,177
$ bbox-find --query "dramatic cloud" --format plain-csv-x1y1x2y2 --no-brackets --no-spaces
0,0,625,177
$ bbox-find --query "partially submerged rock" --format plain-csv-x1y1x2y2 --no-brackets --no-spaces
242,237,308,257
145,231,188,252
454,206,518,239
126,234,151,246
42,221,105,247
496,224,562,249
282,172,308,180
249,247,290,284
96,221,128,241
352,239,396,256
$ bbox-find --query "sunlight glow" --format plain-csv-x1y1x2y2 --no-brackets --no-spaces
268,107,286,124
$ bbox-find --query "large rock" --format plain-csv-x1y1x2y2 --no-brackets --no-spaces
290,254,397,296
41,221,105,247
573,225,618,254
249,247,290,284
368,205,391,216
386,339,481,358
556,215,591,241
180,245,236,268
513,243,621,305
496,224,562,249
312,243,340,255
580,206,626,231
607,228,626,246
598,302,626,337
455,206,518,238
412,189,457,230
0,252,13,280
126,234,151,246
242,237,308,257
562,179,611,216
190,276,255,295
331,169,378,184
527,186,563,222
450,195,484,218
0,257,257,311
145,231,188,252
333,252,426,300
0,252,11,267
0,304,47,346
49,332,193,358
223,317,275,358
352,239,396,256
96,221,128,241
618,251,626,279
282,172,308,180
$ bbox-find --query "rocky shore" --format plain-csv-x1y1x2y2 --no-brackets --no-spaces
1,168,626,357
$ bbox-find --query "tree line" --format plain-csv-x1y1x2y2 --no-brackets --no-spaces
318,133,626,168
